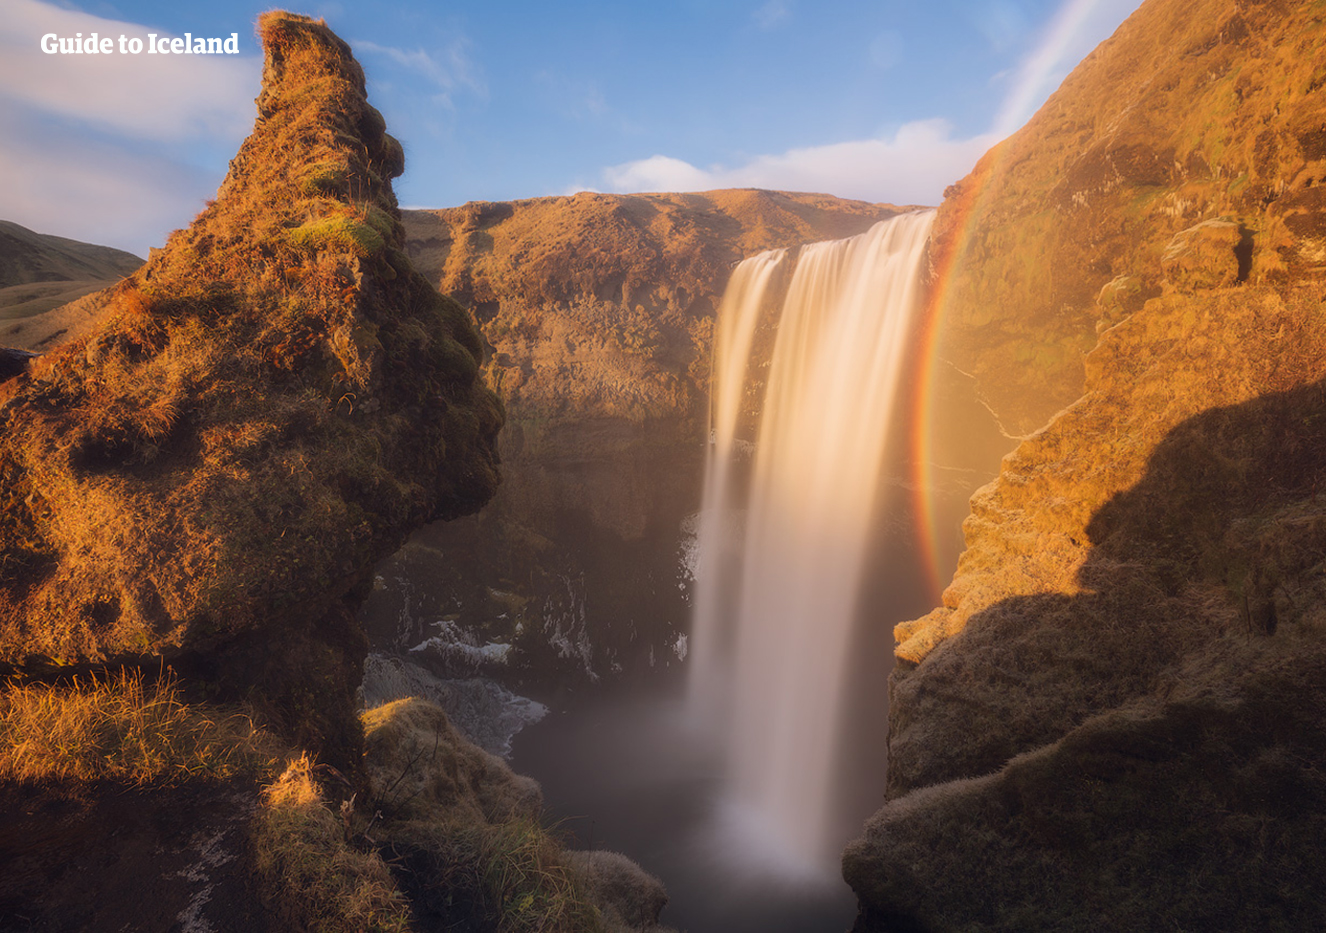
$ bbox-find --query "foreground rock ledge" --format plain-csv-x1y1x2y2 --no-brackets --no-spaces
0,12,501,765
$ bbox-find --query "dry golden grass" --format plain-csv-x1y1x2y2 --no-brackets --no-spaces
0,669,281,785
361,698,605,933
253,754,413,933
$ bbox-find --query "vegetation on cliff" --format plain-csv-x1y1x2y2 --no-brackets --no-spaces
0,11,501,762
254,697,670,933
925,0,1326,438
1,670,661,932
0,16,676,932
849,0,1326,929
0,669,279,786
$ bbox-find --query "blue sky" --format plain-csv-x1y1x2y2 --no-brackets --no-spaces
1,0,1143,256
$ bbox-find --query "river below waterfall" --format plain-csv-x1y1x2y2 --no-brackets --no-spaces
509,676,863,933
505,442,957,931
369,211,1007,931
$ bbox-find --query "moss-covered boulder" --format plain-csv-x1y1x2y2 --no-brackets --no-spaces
0,12,501,766
358,698,672,933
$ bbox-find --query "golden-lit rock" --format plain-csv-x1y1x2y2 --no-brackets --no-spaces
924,0,1326,439
1159,218,1247,292
361,698,542,826
854,0,1326,928
0,12,500,764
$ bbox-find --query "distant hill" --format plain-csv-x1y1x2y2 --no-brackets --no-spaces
0,220,142,322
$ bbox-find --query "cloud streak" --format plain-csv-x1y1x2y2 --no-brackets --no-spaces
601,120,998,206
0,100,220,258
597,0,1139,206
356,37,486,107
753,1,793,30
0,0,258,143
992,0,1107,135
0,0,259,254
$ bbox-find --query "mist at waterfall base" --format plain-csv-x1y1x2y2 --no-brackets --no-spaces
511,490,939,932
512,212,998,932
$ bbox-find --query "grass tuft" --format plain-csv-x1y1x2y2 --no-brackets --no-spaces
0,669,281,785
477,816,605,933
361,698,606,933
253,754,413,933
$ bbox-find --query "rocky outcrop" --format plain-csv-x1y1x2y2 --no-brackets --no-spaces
846,0,1326,929
0,12,500,765
0,348,36,381
924,0,1326,439
363,191,907,685
0,778,279,932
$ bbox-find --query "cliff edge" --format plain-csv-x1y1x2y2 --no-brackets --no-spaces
846,0,1326,928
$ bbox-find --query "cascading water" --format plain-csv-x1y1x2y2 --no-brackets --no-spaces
689,210,936,870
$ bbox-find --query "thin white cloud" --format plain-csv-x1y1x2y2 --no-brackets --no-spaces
0,100,219,256
596,0,1143,204
991,0,1141,134
992,0,1102,135
601,120,999,206
356,37,486,107
602,155,715,193
0,0,259,254
753,0,792,30
535,70,609,121
0,0,258,142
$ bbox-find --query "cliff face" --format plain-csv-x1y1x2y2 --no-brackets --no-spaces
363,191,905,684
846,0,1326,929
0,13,501,763
924,0,1326,439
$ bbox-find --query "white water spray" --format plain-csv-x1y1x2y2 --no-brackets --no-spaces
689,211,935,869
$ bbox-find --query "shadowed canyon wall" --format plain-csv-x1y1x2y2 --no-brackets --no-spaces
361,191,911,687
847,0,1326,928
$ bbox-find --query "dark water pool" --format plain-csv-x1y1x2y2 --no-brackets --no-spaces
509,684,864,933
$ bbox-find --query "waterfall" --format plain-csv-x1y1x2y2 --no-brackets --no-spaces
689,210,935,870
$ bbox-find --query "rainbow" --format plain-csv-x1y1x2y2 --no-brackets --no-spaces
906,144,1003,602
905,0,1115,601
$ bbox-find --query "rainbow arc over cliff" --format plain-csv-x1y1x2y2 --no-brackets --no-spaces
907,141,1008,602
